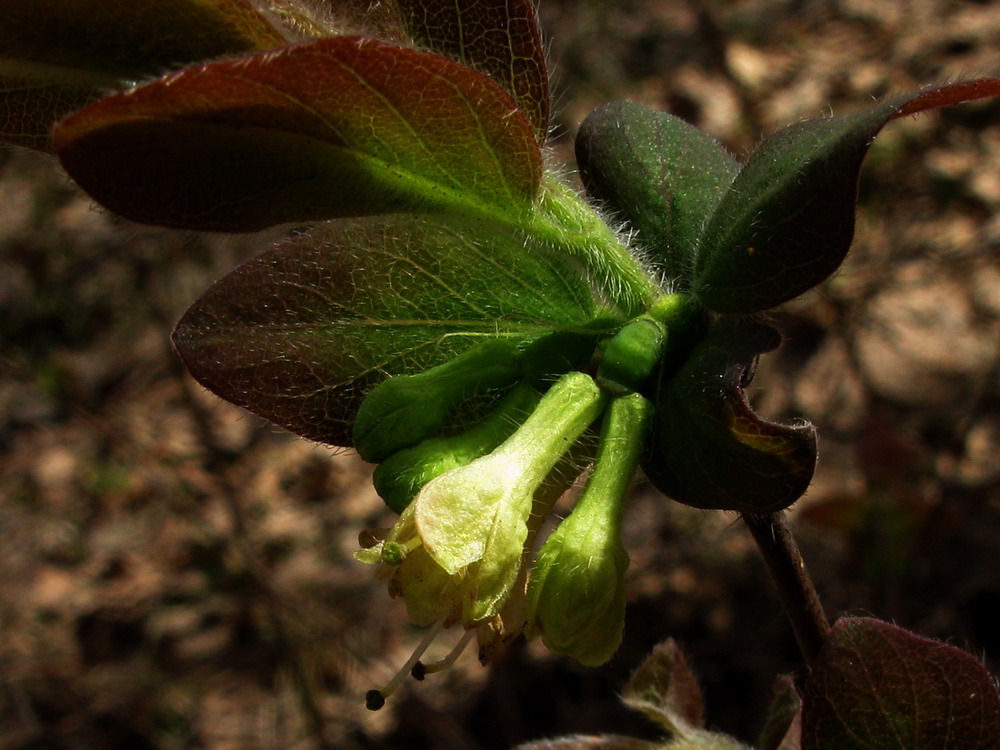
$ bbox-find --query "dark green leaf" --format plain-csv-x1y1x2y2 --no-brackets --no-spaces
642,321,817,513
55,37,542,231
694,79,1000,313
802,617,1000,750
172,214,616,447
576,102,739,284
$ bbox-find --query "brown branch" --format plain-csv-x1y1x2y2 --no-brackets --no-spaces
742,511,831,669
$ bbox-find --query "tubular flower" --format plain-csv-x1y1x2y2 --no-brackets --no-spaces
526,392,653,666
357,371,607,703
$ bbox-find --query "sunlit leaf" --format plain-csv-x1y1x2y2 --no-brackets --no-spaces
172,214,617,446
642,321,817,513
576,102,738,284
802,617,1000,750
393,0,550,140
55,36,542,231
0,0,285,150
694,78,1000,314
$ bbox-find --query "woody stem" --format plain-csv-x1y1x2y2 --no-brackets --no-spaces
742,511,831,669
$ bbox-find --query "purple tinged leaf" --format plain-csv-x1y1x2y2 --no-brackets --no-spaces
172,214,615,447
694,79,1000,314
576,102,739,284
642,321,817,514
802,617,1000,750
54,36,542,231
392,0,551,141
622,639,705,735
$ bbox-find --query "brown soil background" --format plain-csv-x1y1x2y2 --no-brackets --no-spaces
2,1,999,748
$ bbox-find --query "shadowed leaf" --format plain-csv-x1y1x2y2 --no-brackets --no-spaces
393,0,550,141
576,102,738,284
694,78,1000,313
758,675,801,750
172,214,616,446
55,36,542,231
642,321,817,513
0,0,284,150
622,639,705,734
802,617,1000,750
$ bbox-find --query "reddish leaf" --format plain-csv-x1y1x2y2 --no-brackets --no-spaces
55,36,542,231
622,639,705,735
0,0,285,150
393,0,550,140
802,617,1000,750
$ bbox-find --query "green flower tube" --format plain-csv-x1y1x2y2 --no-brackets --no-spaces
373,384,543,513
411,371,608,623
526,391,653,666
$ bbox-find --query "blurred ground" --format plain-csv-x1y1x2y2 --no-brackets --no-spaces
2,1,1000,748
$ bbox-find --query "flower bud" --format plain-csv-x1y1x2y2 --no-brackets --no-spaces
352,338,522,462
526,392,652,666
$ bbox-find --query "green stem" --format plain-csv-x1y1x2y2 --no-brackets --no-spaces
742,511,830,668
528,176,658,316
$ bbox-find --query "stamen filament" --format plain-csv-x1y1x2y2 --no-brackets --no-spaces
412,629,476,680
366,620,445,710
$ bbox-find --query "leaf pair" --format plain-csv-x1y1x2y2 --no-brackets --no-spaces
577,80,1000,513
578,80,1000,313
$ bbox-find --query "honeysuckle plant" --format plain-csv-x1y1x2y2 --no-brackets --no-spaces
3,1,1000,747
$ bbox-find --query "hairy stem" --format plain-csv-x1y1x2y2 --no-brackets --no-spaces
742,511,830,668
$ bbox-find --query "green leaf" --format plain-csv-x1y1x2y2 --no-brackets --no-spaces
172,214,616,447
54,36,542,231
392,0,550,141
0,0,285,151
642,321,817,513
576,102,739,284
802,617,1000,750
694,78,1000,314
